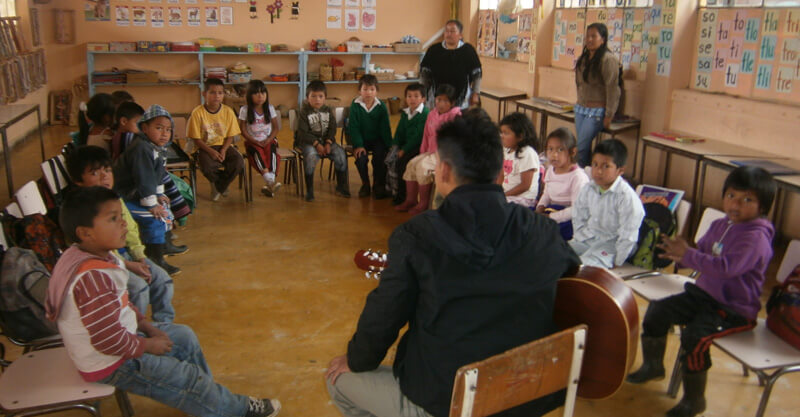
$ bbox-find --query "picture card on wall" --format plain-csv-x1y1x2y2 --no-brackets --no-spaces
85,0,111,22
362,0,376,7
115,6,130,26
168,7,182,26
221,6,233,25
345,9,358,32
327,8,342,29
344,0,358,6
328,0,343,7
185,0,198,3
206,7,219,26
132,6,147,26
150,0,163,3
187,7,201,26
167,0,179,3
151,7,164,27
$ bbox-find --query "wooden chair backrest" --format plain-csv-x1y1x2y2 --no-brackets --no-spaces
449,325,587,417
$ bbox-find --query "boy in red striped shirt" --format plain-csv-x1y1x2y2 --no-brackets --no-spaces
46,186,280,417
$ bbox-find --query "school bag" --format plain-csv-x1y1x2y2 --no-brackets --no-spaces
1,211,67,272
766,265,800,350
627,202,676,270
0,247,59,341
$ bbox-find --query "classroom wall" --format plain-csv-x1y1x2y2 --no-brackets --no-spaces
29,0,451,113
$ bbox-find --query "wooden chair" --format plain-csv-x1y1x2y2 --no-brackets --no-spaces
245,112,302,198
0,345,133,417
448,325,587,417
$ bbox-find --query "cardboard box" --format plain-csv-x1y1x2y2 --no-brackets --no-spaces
126,70,159,84
393,43,422,53
109,42,137,52
137,41,170,52
87,43,109,52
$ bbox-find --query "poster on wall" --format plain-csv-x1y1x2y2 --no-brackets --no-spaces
327,8,342,29
168,7,182,26
150,0,163,3
187,7,201,26
132,6,147,26
85,1,111,22
115,6,130,26
345,9,359,32
151,7,164,27
328,0,343,6
362,8,376,31
167,0,179,3
206,6,219,26
221,6,233,25
477,10,497,58
362,0,376,7
344,0,358,6
185,0,198,4
204,0,218,3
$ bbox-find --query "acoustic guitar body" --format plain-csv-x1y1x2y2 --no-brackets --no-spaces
553,266,639,400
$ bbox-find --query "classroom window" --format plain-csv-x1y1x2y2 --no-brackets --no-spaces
479,0,499,10
0,0,16,17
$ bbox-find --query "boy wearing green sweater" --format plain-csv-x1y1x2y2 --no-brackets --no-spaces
349,75,393,199
387,83,429,205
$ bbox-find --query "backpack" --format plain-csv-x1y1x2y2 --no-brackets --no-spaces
766,265,800,350
1,211,67,272
0,247,59,341
627,202,676,270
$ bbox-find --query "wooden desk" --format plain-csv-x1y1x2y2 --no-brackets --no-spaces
479,87,527,121
0,104,45,198
700,156,800,237
639,135,786,235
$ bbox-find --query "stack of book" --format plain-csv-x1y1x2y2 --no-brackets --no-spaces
530,96,573,110
204,67,227,80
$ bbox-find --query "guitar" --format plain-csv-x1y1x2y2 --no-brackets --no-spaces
353,249,639,400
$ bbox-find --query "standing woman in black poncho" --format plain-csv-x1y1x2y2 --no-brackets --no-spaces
420,19,483,109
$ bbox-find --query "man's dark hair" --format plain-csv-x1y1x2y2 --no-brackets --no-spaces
114,101,145,126
723,166,777,215
307,80,327,96
66,145,112,182
446,19,463,33
437,115,502,184
404,82,425,96
434,84,458,105
59,186,120,243
204,78,225,91
593,139,628,168
358,74,379,90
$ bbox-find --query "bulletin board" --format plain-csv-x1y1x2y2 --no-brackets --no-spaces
552,0,677,80
692,7,800,104
478,8,537,64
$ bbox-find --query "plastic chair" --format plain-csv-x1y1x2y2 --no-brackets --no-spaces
14,182,47,216
40,155,70,197
0,345,134,417
448,325,587,417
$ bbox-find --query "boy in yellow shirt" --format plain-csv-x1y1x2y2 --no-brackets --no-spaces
188,78,244,201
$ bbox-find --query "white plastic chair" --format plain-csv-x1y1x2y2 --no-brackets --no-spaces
4,202,23,218
0,346,133,417
40,155,70,197
14,181,47,216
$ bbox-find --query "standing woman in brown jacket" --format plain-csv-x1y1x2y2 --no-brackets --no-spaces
574,22,620,167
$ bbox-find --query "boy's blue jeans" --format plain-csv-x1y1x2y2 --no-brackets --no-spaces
99,323,249,417
125,256,176,323
574,111,605,168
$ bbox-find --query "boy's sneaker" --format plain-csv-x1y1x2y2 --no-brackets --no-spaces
261,185,274,198
271,182,282,193
211,190,222,202
245,397,281,417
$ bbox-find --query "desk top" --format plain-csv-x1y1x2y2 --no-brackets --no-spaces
641,135,785,159
776,175,800,189
479,87,527,100
515,98,572,114
607,119,640,133
0,104,39,127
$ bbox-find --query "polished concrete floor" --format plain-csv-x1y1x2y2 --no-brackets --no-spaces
1,123,799,417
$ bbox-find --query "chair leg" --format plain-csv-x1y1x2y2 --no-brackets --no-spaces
667,346,684,398
115,389,135,417
754,365,800,417
248,162,254,200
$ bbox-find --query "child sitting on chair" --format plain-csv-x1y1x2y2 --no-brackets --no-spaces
110,101,145,161
627,166,776,417
188,78,244,202
295,80,350,202
348,74,393,199
497,112,540,207
536,128,590,241
569,139,643,268
239,80,282,198
113,105,182,275
66,145,175,323
386,83,429,205
46,187,280,417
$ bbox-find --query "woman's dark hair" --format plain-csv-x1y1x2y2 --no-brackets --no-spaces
723,166,777,215
245,80,271,125
575,23,610,83
546,127,578,163
78,93,115,145
499,112,538,157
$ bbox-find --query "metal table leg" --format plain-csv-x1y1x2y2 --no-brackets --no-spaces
2,128,12,199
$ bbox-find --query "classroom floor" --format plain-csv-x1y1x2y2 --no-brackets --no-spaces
1,121,799,417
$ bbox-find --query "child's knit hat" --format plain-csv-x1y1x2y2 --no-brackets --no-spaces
138,104,174,131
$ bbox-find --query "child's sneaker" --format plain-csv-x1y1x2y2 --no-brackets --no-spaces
261,185,274,198
211,190,222,202
271,182,282,193
245,397,281,417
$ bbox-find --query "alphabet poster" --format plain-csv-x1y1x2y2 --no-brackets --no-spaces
115,6,130,26
692,7,800,104
151,7,164,28
132,6,147,26
187,7,201,26
168,7,182,26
